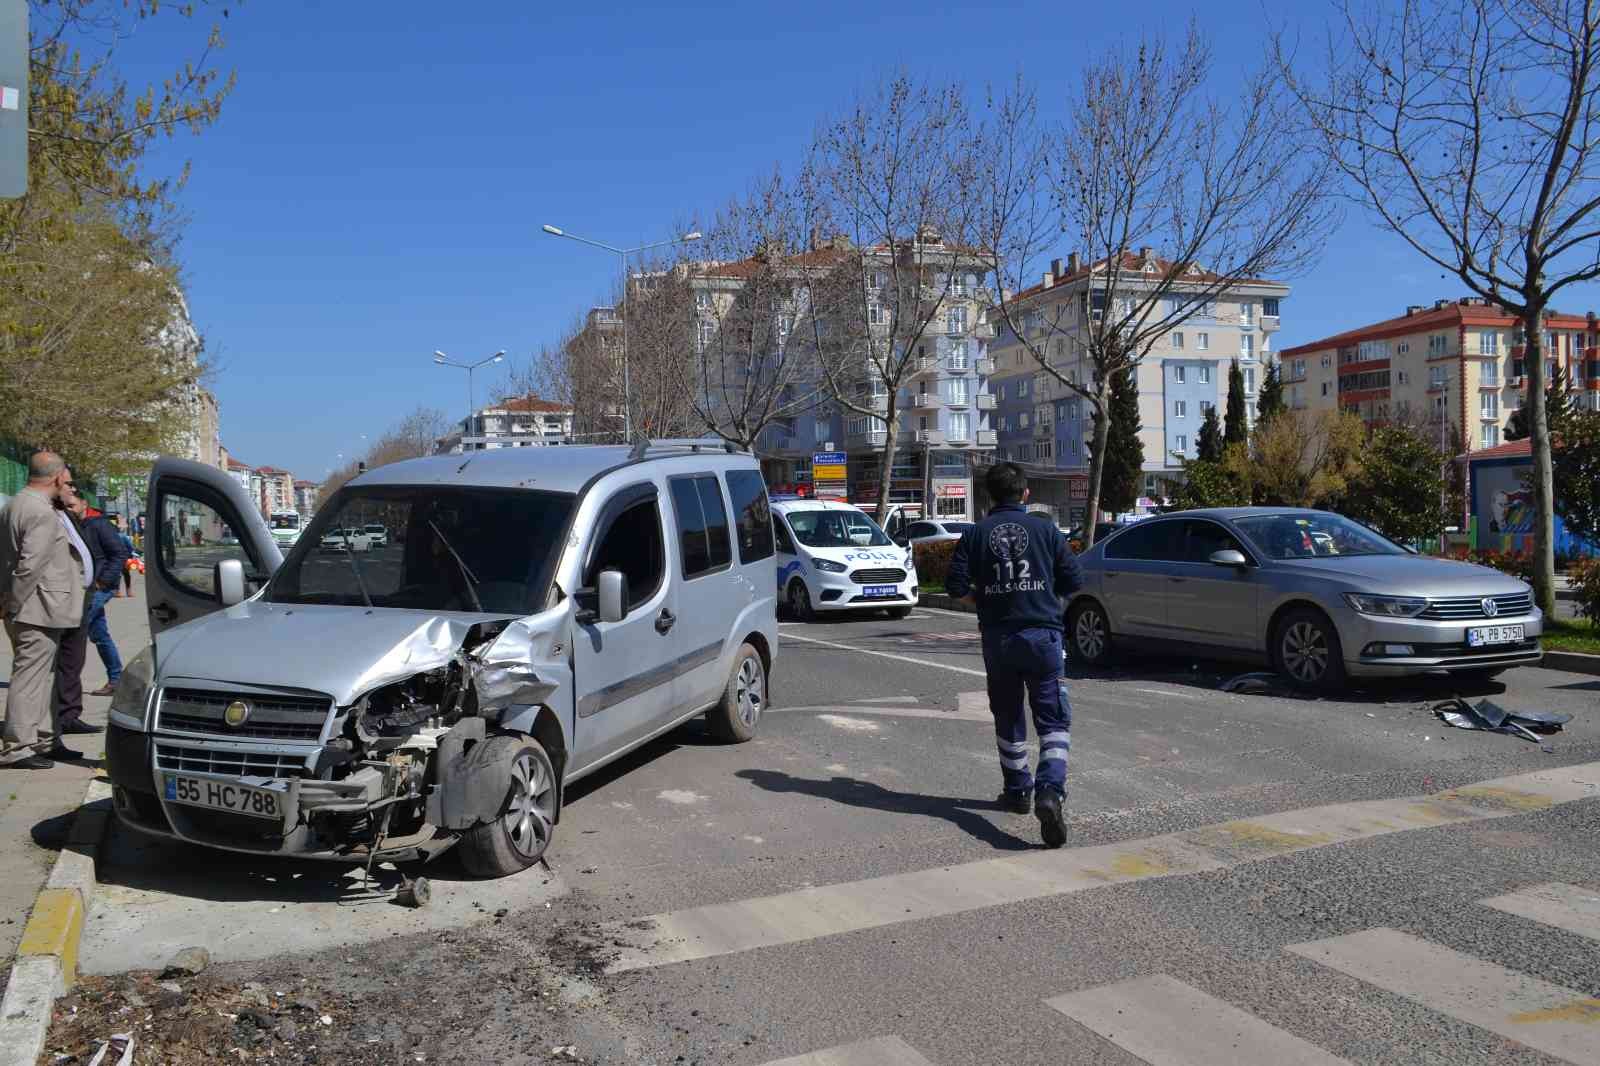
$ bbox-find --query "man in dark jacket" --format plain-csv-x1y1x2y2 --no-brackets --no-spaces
946,462,1083,847
53,493,128,742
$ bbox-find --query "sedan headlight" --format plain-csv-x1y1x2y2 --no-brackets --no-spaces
811,558,848,573
1342,593,1428,618
109,646,156,731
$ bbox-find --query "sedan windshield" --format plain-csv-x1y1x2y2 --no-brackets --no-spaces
1234,512,1405,560
269,486,575,613
787,509,893,548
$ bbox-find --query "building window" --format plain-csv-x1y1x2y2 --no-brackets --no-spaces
949,272,968,296
868,302,887,326
1430,365,1446,388
1173,365,1186,383
1481,422,1499,448
1144,474,1159,495
1239,302,1254,325
1175,434,1187,454
995,381,1006,401
1244,368,1256,394
1019,411,1030,428
777,314,793,344
948,412,970,441
1397,341,1410,354
1482,361,1499,385
1358,338,1389,361
999,415,1009,432
1200,400,1215,414
946,306,968,334
697,320,715,351
1197,365,1211,384
695,291,713,311
1173,400,1187,418
1018,377,1030,397
1172,331,1185,350
1480,330,1500,355
947,340,969,370
1197,333,1210,351
943,378,969,405
1397,370,1409,384
815,420,830,443
1321,353,1332,368
1242,334,1256,358
870,270,887,291
1481,393,1499,419
1263,297,1281,317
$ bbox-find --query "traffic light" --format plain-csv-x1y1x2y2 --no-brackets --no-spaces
0,0,25,199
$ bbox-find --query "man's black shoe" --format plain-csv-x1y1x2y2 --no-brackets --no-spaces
998,790,1032,815
1036,790,1068,849
61,720,103,734
49,745,85,762
3,756,54,770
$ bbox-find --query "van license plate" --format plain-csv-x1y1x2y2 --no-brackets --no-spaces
1466,624,1524,647
163,773,284,820
863,585,898,598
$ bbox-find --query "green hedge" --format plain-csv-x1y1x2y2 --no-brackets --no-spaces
913,539,958,589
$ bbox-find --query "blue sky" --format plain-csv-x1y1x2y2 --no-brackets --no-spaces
108,0,1595,481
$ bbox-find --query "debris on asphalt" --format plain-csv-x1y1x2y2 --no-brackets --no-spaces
1432,697,1571,749
159,946,210,978
85,1033,133,1066
1219,671,1278,694
395,875,432,908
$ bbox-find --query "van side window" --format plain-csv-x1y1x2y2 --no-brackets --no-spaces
669,476,732,578
724,469,774,563
588,499,665,609
773,514,797,555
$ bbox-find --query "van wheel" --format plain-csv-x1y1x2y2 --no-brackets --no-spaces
458,736,557,878
1274,607,1347,690
787,580,815,622
884,606,912,619
1068,600,1112,667
707,643,764,743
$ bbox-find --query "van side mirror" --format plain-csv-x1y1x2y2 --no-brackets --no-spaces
215,558,247,606
1209,549,1248,569
598,569,629,624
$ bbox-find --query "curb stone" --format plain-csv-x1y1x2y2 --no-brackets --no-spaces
919,593,974,614
0,778,112,1066
1542,649,1600,676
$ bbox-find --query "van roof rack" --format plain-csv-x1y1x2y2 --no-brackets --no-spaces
627,438,746,461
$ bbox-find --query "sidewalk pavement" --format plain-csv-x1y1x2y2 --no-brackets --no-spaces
0,577,150,966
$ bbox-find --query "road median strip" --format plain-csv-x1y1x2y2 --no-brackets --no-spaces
0,778,113,1066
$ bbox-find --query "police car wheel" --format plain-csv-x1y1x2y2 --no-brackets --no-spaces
1068,601,1112,667
787,580,815,622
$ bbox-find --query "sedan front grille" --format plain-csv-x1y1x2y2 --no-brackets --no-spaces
1419,592,1534,620
851,568,907,585
154,742,310,779
156,688,330,742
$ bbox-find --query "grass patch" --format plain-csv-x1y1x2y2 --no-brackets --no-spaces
920,582,945,595
1544,618,1600,655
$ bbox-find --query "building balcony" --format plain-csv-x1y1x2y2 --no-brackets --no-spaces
915,429,946,446
911,392,940,411
976,429,998,447
976,393,996,411
856,392,889,411
1035,422,1054,438
973,321,997,340
944,426,971,444
911,354,941,376
975,357,997,376
848,429,888,448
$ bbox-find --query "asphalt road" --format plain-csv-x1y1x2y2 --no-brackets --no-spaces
174,606,1600,1066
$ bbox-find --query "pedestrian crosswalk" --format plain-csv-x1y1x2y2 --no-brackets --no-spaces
759,881,1600,1066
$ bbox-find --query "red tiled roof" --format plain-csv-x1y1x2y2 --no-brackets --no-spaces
1007,251,1281,306
226,459,253,471
491,395,570,414
1283,302,1592,357
1457,438,1531,462
255,466,290,475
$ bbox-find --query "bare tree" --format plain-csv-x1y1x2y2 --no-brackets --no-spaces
689,170,826,449
1279,0,1600,613
317,406,449,505
798,75,990,522
974,30,1334,543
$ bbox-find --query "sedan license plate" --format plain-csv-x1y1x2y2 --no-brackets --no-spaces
163,773,284,820
862,585,898,598
1466,623,1524,647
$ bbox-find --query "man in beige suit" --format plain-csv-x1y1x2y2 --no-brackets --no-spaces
1,452,85,769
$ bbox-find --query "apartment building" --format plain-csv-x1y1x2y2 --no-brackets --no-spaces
254,466,296,514
293,480,319,515
988,250,1289,521
435,395,574,454
1281,297,1600,453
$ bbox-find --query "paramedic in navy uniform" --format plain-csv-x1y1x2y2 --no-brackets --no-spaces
945,462,1083,847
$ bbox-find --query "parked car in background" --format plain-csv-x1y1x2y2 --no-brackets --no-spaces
1064,507,1543,687
363,523,389,547
892,519,972,548
319,527,373,552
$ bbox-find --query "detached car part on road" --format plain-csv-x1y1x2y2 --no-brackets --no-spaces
106,445,779,877
1065,508,1543,688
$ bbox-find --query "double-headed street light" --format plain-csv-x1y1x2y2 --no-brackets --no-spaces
433,349,506,443
541,223,703,439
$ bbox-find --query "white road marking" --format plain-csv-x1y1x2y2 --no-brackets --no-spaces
1131,686,1205,701
782,632,987,678
816,714,881,733
1288,928,1600,1065
1046,974,1351,1066
768,700,990,723
656,790,704,805
758,1036,938,1066
852,695,921,704
1480,882,1600,942
598,761,1600,973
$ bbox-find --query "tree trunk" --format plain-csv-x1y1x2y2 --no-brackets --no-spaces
1082,381,1111,546
873,402,900,523
1522,307,1557,614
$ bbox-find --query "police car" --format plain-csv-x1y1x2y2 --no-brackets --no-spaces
771,497,918,621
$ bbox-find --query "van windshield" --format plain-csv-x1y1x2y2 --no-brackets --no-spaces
786,509,893,548
268,486,575,613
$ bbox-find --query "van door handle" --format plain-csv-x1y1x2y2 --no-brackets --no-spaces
655,609,676,634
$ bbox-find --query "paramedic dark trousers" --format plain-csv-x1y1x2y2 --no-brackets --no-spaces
981,626,1071,797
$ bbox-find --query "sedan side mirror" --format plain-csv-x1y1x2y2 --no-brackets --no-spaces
598,568,629,624
215,558,247,606
1209,549,1249,569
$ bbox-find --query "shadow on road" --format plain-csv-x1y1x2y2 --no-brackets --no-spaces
737,769,1036,851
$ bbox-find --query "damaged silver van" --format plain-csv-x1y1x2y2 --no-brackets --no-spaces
106,442,779,877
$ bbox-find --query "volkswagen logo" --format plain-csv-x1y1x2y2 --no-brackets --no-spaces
1481,597,1500,618
223,700,251,728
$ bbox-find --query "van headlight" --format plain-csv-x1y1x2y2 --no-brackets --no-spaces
109,647,156,731
811,558,848,573
1342,593,1428,618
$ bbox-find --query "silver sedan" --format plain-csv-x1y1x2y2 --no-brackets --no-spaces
1064,508,1543,687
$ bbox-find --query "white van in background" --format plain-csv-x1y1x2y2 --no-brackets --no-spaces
771,498,918,621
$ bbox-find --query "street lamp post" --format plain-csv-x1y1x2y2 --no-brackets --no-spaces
541,224,702,440
433,349,506,448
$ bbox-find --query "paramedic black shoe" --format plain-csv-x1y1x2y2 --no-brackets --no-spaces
1035,789,1067,848
998,790,1032,815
